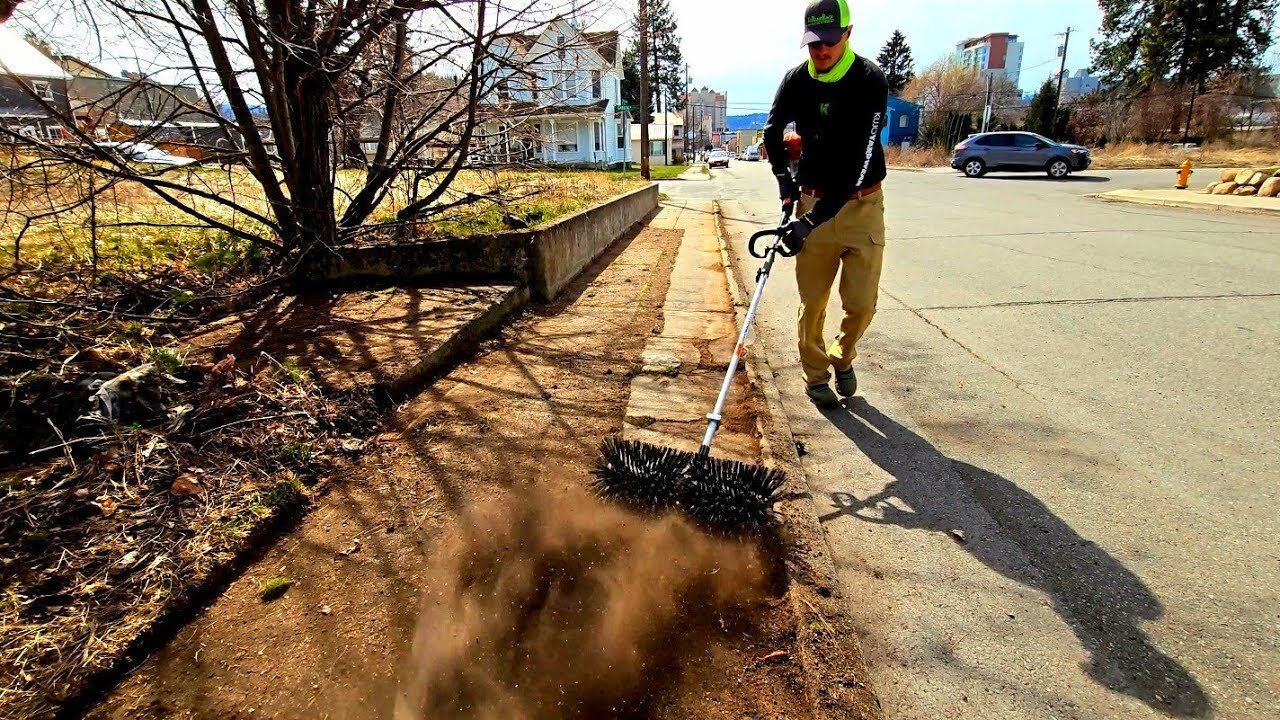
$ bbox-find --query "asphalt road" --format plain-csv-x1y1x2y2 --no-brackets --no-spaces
662,162,1280,720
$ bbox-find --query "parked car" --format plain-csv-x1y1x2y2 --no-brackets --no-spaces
951,131,1090,179
96,141,196,167
745,145,761,162
707,150,730,169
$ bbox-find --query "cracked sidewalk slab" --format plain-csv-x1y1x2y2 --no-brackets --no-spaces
622,200,757,460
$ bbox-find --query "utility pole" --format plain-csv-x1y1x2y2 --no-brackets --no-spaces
1053,27,1072,138
638,0,650,180
663,92,670,165
684,63,690,164
982,73,993,132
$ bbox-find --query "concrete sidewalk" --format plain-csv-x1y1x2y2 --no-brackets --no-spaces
623,200,755,460
1093,188,1280,215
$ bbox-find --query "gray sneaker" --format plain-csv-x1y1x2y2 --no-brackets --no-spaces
834,367,858,397
806,382,840,408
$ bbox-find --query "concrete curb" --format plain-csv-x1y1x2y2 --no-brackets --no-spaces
1088,190,1280,217
712,204,883,720
385,285,529,399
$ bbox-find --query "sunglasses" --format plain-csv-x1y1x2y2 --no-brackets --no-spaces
807,31,849,50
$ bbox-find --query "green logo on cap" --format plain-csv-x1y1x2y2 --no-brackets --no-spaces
807,12,835,25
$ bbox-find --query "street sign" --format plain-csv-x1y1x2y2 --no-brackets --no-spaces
617,103,638,111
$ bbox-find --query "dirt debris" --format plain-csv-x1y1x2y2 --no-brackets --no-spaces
398,484,768,720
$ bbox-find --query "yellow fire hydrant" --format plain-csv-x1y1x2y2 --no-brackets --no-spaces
1176,160,1193,189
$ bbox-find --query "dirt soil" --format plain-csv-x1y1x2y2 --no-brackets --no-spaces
84,220,813,718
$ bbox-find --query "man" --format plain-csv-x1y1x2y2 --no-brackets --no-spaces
762,0,888,409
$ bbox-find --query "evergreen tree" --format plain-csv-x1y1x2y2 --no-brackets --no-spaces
622,0,684,121
621,46,640,111
1092,0,1277,91
1025,78,1070,139
876,30,915,95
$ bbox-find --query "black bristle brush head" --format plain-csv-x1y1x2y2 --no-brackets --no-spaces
592,438,785,533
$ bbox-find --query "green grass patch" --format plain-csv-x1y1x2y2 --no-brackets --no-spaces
148,347,185,374
192,233,263,274
280,441,316,466
610,164,688,180
276,357,308,385
258,576,294,601
261,476,306,510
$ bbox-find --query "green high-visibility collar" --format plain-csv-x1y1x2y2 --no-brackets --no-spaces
808,46,856,83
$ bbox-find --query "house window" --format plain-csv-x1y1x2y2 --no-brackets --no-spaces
498,78,510,101
556,125,578,153
593,120,603,152
557,36,565,62
592,71,601,98
531,74,540,102
616,120,625,150
650,140,665,155
32,81,53,101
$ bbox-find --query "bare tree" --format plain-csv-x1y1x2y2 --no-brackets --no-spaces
901,59,986,115
3,0,608,260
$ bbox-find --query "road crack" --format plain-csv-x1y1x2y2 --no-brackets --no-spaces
882,289,1042,400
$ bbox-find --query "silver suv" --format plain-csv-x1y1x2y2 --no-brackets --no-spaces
951,131,1091,179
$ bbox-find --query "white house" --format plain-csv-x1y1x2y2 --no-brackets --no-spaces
629,111,684,166
477,18,631,167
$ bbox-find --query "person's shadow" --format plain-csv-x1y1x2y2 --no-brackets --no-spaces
820,397,1211,719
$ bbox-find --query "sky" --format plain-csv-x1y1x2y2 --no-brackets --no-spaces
10,0,1276,112
597,0,1110,114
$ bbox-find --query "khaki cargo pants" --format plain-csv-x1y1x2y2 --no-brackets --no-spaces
795,188,885,385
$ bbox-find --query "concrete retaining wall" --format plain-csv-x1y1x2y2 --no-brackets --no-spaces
300,184,658,302
528,184,658,300
301,234,529,287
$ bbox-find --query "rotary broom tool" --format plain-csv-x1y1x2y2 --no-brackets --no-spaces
593,211,798,532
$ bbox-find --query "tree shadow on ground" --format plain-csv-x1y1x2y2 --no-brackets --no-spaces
818,397,1210,719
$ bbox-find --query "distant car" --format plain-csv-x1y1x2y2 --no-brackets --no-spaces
951,131,1090,179
97,141,196,167
745,145,761,162
708,150,730,169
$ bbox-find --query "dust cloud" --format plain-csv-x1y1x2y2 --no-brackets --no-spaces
395,484,767,719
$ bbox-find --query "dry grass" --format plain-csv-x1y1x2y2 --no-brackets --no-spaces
0,164,645,271
885,145,951,169
1088,141,1280,170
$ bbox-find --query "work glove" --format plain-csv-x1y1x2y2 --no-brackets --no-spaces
781,215,815,256
775,171,800,214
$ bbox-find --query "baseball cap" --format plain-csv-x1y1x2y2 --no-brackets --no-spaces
801,0,851,46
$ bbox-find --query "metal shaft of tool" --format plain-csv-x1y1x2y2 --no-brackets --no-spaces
699,232,784,456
